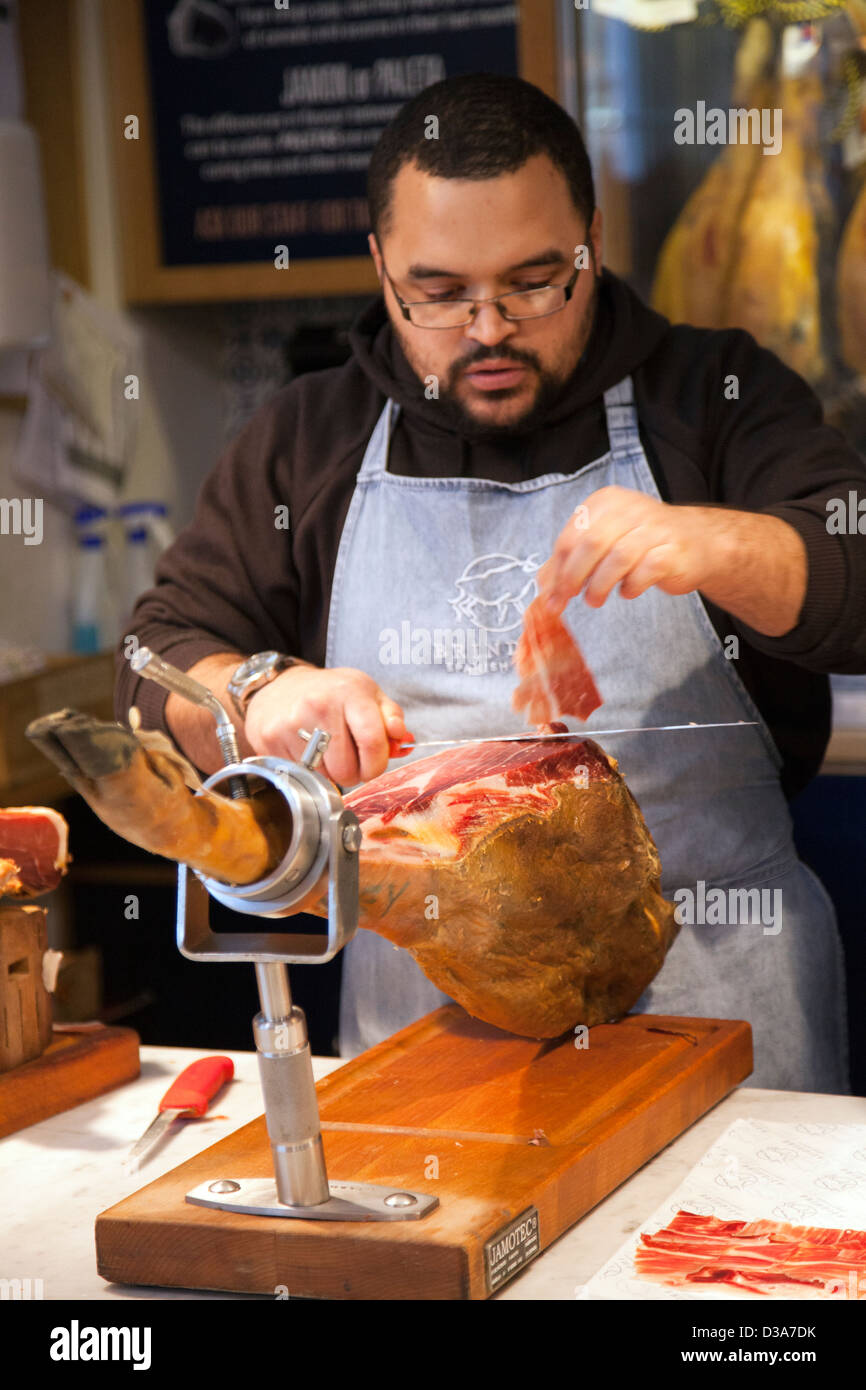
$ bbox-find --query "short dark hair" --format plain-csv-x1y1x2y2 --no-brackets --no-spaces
367,72,595,240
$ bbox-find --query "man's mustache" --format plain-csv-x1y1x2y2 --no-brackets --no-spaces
450,347,541,382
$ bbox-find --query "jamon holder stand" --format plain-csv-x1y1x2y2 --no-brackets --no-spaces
132,648,437,1223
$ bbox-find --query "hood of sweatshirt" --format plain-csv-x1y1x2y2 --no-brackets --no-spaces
347,266,671,472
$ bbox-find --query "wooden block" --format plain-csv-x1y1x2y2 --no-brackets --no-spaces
96,1008,752,1300
0,1024,140,1138
0,903,52,1071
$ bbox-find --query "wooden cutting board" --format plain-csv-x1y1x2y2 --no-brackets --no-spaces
96,1007,751,1300
0,1024,140,1139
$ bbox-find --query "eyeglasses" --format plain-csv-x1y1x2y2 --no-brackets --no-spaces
382,263,582,329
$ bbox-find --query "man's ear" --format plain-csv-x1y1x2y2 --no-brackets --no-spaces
368,233,384,283
589,208,603,276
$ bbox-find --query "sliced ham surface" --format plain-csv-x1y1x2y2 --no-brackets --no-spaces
511,596,602,724
0,807,69,896
347,723,611,866
635,1210,866,1298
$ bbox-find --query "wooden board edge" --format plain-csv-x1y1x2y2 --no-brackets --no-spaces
123,257,380,306
95,1212,470,1300
0,1026,140,1139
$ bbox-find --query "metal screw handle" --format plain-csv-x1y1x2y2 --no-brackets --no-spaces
130,646,247,798
298,728,331,770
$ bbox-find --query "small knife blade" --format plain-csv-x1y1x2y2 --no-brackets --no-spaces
124,1055,234,1170
399,720,758,751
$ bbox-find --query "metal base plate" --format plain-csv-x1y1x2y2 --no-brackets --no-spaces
186,1178,439,1222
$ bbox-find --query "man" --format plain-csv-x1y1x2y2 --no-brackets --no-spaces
116,73,866,1092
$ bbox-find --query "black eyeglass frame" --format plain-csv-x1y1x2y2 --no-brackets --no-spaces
381,261,583,328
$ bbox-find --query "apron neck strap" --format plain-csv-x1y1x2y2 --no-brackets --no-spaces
359,379,639,477
358,398,400,479
602,375,641,458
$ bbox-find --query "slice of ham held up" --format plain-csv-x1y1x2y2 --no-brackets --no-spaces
512,596,602,724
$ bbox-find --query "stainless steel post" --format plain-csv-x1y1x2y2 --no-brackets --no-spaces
253,962,329,1207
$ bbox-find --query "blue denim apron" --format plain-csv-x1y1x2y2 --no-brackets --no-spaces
325,376,849,1093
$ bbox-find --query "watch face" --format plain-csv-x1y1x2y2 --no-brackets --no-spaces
241,651,280,683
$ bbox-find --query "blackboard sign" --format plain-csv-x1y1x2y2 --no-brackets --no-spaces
106,0,558,302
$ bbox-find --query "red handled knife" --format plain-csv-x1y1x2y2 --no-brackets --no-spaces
124,1056,234,1170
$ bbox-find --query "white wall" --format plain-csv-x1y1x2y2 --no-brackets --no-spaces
0,0,227,653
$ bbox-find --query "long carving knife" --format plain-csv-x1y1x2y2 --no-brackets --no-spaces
398,720,758,750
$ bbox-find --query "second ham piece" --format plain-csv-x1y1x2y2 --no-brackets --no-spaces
0,808,69,897
512,596,602,725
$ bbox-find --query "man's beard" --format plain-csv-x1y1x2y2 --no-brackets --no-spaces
437,351,570,439
396,276,599,441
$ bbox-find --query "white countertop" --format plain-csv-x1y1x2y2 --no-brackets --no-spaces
2,1044,864,1301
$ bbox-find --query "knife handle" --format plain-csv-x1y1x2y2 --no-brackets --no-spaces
158,1056,234,1117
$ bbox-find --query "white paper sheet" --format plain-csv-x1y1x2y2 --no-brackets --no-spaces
578,1118,866,1301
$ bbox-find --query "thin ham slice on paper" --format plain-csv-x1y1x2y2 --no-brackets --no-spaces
635,1210,866,1298
511,595,602,724
0,807,69,896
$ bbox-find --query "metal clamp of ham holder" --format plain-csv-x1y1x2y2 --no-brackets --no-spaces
131,648,438,1223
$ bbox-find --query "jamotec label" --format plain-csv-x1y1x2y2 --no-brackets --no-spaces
484,1208,540,1293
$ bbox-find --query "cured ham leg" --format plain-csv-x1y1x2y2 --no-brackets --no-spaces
511,595,602,724
636,1210,866,1298
27,709,678,1040
25,709,285,886
335,729,676,1036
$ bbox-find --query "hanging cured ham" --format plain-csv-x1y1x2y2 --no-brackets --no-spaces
651,20,826,384
635,1209,866,1297
26,709,679,1040
722,66,824,383
838,178,866,376
651,20,773,330
835,2,866,375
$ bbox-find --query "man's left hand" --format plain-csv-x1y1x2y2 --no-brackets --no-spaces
540,485,807,639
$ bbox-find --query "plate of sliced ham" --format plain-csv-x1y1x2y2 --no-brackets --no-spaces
578,1118,866,1301
636,1210,866,1298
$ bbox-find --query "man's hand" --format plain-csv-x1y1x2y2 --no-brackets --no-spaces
541,486,807,638
244,664,413,786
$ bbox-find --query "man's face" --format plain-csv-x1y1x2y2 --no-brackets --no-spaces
369,153,602,436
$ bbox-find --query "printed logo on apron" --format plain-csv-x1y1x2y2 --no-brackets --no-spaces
378,551,542,676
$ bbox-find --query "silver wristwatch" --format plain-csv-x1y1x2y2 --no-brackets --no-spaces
227,651,302,720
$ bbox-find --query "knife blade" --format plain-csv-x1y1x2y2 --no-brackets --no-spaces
399,720,758,750
124,1056,234,1171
